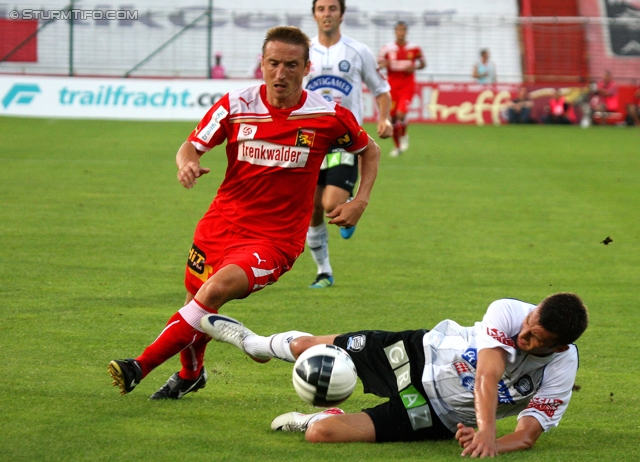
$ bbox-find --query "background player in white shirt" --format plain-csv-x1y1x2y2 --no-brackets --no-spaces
305,0,392,289
202,293,588,457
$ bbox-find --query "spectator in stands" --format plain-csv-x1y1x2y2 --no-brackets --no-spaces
625,87,640,126
589,70,619,116
472,48,496,84
507,86,534,124
542,89,574,125
211,52,227,79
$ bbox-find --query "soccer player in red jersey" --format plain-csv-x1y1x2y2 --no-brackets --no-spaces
108,26,381,400
378,21,426,157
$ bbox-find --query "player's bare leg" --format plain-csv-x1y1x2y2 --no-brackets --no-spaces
305,412,376,443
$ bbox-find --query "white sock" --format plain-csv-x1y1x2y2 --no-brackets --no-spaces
244,331,311,362
178,300,211,332
307,223,332,275
308,412,334,426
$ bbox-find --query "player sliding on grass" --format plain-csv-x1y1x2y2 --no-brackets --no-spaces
108,26,380,400
201,293,588,457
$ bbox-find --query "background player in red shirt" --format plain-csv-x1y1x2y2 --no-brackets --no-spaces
108,26,381,400
378,21,426,157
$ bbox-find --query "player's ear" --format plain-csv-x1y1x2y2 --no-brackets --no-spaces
304,60,311,77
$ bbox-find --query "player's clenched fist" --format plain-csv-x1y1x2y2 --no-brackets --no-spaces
178,161,210,189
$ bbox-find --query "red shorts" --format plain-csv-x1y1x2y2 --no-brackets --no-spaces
390,87,414,117
184,212,301,298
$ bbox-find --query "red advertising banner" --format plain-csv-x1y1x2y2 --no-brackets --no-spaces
364,83,519,125
363,81,638,125
0,19,38,62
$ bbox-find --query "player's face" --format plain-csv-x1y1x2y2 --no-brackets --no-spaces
516,308,561,355
395,24,407,42
313,0,343,35
261,40,310,108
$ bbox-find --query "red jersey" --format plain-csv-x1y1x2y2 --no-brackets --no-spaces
188,84,369,249
378,41,424,89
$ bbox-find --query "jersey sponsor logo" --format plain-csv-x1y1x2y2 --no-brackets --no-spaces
399,385,427,409
306,75,353,96
497,380,515,404
454,361,475,392
237,123,257,141
197,106,228,143
187,243,213,282
338,60,351,72
238,140,309,168
296,128,316,148
335,132,354,149
461,348,478,367
514,375,534,396
346,334,366,352
487,327,516,348
526,397,563,417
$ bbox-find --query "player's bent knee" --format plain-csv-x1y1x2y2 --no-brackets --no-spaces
305,419,337,443
291,336,319,357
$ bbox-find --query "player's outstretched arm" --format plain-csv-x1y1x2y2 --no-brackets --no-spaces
176,141,210,189
456,417,543,456
327,137,380,227
460,347,506,458
495,416,544,453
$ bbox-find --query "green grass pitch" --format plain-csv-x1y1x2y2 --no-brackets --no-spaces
1,116,639,461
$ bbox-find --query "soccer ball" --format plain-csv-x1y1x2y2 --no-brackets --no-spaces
292,344,358,407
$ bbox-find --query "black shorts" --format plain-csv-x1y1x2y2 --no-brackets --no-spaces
317,161,358,195
334,330,455,443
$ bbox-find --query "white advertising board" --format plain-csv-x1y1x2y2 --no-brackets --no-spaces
0,75,262,120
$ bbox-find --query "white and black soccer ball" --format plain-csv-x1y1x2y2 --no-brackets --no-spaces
292,344,358,407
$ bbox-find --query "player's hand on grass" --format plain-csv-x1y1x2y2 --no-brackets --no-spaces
455,423,475,449
327,199,367,227
178,161,210,189
458,426,498,458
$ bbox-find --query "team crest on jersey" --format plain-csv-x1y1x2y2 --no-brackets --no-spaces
346,334,366,352
338,60,351,72
514,375,534,396
296,128,316,148
237,123,258,141
335,132,354,148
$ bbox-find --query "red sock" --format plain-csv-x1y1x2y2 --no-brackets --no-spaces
392,122,401,148
136,311,206,379
400,123,407,137
179,334,211,380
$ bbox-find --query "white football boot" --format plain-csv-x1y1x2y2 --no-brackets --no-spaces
271,408,345,432
200,314,271,363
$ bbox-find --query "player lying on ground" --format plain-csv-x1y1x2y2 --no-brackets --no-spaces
200,293,588,457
